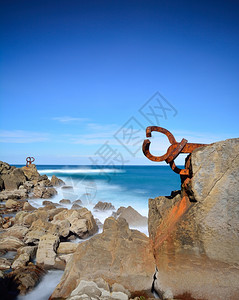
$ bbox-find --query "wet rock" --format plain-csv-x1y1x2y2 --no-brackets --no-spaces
73,199,83,205
60,199,71,204
24,218,69,244
42,200,54,206
21,164,40,181
54,254,73,270
36,233,60,268
4,264,46,295
0,258,11,270
57,242,78,254
0,225,29,240
61,185,74,189
22,201,36,211
0,189,27,201
0,176,4,191
71,203,82,210
114,206,148,227
53,208,98,238
15,210,48,227
149,138,239,300
94,201,115,211
32,186,57,199
50,217,155,299
0,237,25,251
1,168,26,190
5,199,19,209
51,175,65,186
12,246,37,269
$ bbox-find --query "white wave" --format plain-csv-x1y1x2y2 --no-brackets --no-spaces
39,168,125,174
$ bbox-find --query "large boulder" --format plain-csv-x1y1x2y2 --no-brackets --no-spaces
50,217,155,299
149,138,239,300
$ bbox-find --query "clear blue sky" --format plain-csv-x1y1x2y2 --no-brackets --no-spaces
0,0,239,165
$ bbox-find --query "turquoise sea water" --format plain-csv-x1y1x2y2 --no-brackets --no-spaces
15,164,181,217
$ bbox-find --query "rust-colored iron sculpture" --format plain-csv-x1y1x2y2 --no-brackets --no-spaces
142,126,208,176
26,156,35,167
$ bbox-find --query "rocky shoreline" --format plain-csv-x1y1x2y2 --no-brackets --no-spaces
1,138,239,300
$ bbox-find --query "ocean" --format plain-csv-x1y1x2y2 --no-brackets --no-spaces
16,164,181,300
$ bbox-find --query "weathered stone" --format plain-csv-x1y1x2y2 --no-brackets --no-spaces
54,254,73,270
53,208,98,238
23,201,36,211
60,199,71,204
22,164,40,181
24,218,69,244
65,280,129,300
0,257,11,270
0,176,4,191
32,186,57,199
73,199,83,205
51,175,65,186
0,237,25,251
0,189,27,201
94,201,115,211
71,203,82,210
5,264,46,295
149,138,239,300
36,233,60,268
11,246,37,269
5,199,19,209
15,209,48,227
1,168,26,190
50,217,155,299
57,242,78,254
0,225,29,240
114,206,148,227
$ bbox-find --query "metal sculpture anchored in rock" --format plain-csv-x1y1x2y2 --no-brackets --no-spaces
26,156,35,167
142,126,208,176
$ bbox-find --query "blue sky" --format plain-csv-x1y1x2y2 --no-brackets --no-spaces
0,0,239,165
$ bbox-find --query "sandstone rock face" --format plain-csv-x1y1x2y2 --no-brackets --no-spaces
1,167,26,190
0,225,29,240
21,164,40,181
24,218,68,244
50,217,155,299
36,233,60,268
114,206,148,228
149,138,239,300
0,237,25,251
